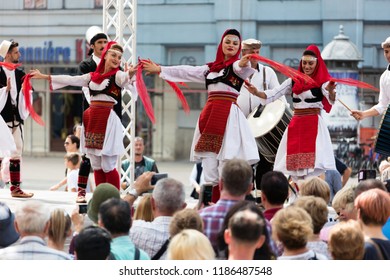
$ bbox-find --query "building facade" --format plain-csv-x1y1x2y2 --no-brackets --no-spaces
1,0,389,159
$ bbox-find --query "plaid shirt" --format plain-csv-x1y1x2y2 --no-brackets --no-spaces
0,236,71,260
130,216,171,260
199,199,239,249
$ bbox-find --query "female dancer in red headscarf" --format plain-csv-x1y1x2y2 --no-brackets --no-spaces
30,42,136,195
247,45,337,182
142,29,259,202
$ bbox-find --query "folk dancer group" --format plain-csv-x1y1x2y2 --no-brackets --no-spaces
1,29,387,201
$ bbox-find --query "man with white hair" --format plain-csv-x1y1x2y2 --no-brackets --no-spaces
130,177,186,260
0,201,71,259
0,40,33,198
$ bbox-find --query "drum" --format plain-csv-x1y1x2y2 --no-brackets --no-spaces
375,105,390,156
247,99,292,163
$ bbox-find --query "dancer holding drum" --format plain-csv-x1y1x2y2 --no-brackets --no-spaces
246,45,336,182
238,38,289,189
142,29,259,202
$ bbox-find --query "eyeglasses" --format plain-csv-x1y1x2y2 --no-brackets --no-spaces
64,142,70,145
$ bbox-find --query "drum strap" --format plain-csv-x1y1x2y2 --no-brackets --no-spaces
263,66,267,90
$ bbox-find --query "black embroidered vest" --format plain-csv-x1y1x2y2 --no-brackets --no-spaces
291,81,323,104
205,64,244,92
0,67,25,124
89,75,121,101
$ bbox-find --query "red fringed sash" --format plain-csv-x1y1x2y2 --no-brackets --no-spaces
286,110,319,171
21,73,45,126
83,102,112,149
195,92,237,154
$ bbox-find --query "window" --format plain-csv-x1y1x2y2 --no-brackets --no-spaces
24,0,47,9
95,0,103,8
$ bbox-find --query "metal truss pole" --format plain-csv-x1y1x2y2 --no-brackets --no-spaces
103,0,137,193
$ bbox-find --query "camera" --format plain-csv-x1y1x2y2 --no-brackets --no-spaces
78,204,88,214
150,173,168,185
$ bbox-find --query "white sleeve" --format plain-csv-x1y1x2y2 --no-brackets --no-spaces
373,71,390,115
0,87,8,112
160,65,209,83
321,81,335,105
262,78,292,105
232,60,256,80
18,88,31,120
51,74,91,90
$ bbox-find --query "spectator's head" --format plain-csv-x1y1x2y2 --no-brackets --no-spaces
260,171,289,207
354,179,387,199
293,196,328,234
87,183,120,223
299,177,330,204
332,185,357,222
133,194,154,222
328,220,365,260
272,206,313,250
98,198,131,236
64,134,80,152
0,202,20,248
167,229,215,260
355,188,390,226
14,201,50,238
74,226,111,260
224,209,266,253
134,136,145,156
169,208,204,237
221,158,253,197
48,208,72,249
152,178,186,216
217,200,276,260
64,152,80,169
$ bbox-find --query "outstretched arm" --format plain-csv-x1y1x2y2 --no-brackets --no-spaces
141,59,161,75
30,69,51,80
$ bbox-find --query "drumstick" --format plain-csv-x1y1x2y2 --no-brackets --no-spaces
337,98,353,112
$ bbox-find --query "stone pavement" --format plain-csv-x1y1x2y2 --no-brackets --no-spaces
0,155,197,214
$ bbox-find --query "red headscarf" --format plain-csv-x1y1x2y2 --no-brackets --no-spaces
90,41,120,84
292,44,332,112
207,29,241,73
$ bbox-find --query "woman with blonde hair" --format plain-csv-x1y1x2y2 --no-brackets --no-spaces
272,206,327,259
47,208,72,254
328,220,365,260
299,176,331,204
167,229,215,260
133,194,154,222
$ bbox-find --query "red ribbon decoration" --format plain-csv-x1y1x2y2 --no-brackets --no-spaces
330,78,379,92
0,62,22,71
248,54,317,88
21,73,45,126
136,62,156,124
165,80,190,114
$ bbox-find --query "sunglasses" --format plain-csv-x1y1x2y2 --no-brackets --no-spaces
64,142,70,145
